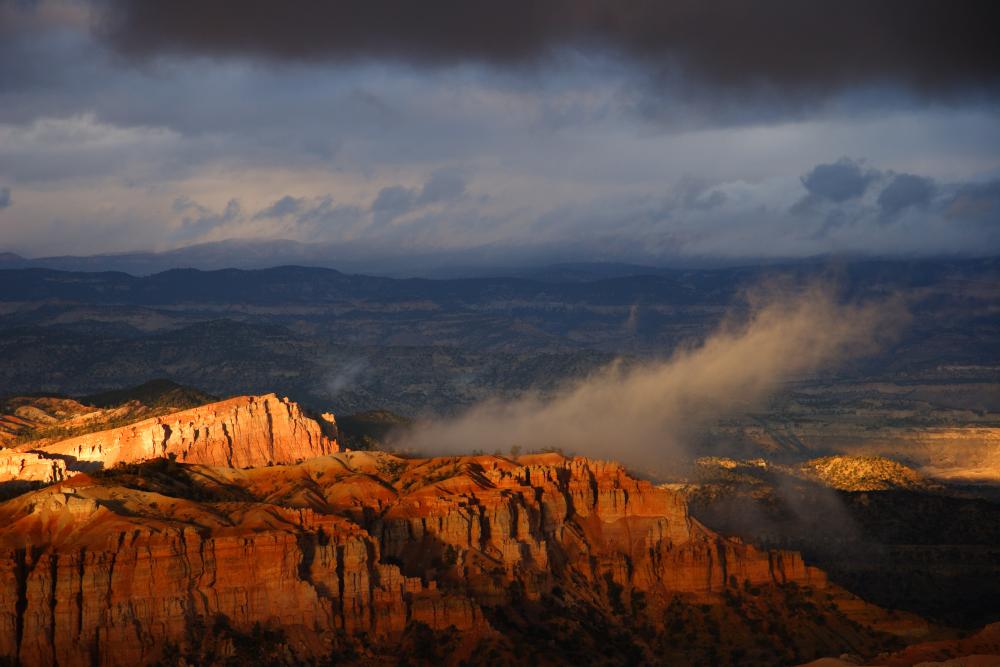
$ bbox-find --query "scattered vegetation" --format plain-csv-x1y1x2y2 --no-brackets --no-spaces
3,379,216,446
398,622,460,667
81,379,217,411
156,616,292,667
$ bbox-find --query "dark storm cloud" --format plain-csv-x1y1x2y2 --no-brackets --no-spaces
878,173,936,218
0,187,10,209
92,0,1000,95
800,158,878,203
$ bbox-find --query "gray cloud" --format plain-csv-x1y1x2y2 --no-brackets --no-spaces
676,178,727,211
370,171,469,226
296,200,366,237
254,195,305,220
15,154,1000,263
418,169,466,204
371,185,418,226
800,158,879,203
945,180,1000,225
878,173,936,219
173,198,242,241
325,357,369,397
0,187,10,209
178,173,471,248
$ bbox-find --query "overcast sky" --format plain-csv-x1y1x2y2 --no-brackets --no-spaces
1,0,998,265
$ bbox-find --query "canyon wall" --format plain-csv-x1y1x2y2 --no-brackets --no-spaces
0,453,830,666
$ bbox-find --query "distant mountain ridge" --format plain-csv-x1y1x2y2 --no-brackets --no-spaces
0,240,328,276
0,240,699,278
1,256,997,305
3,237,997,279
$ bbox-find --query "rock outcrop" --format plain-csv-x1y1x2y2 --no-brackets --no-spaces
4,394,338,478
726,420,1000,484
694,454,937,492
0,452,910,667
0,451,66,484
799,455,932,491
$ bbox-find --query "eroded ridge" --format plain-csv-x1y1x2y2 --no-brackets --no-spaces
0,452,917,666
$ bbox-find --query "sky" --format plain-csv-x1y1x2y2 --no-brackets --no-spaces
0,0,998,266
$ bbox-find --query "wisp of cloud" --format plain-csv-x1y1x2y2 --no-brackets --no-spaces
402,283,906,469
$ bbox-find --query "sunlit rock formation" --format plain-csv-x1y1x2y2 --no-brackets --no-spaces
0,452,920,666
1,394,338,480
0,451,66,485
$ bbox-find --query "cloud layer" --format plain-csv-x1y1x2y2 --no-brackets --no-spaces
0,0,998,262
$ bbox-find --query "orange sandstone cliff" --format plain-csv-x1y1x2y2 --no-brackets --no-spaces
2,394,338,480
0,452,915,666
0,450,66,485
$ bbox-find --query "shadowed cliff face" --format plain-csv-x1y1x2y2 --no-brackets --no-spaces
682,457,1000,630
0,453,919,666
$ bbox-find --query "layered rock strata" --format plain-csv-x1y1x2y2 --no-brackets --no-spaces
0,452,853,666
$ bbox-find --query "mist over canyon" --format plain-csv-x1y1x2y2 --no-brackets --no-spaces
403,284,906,468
